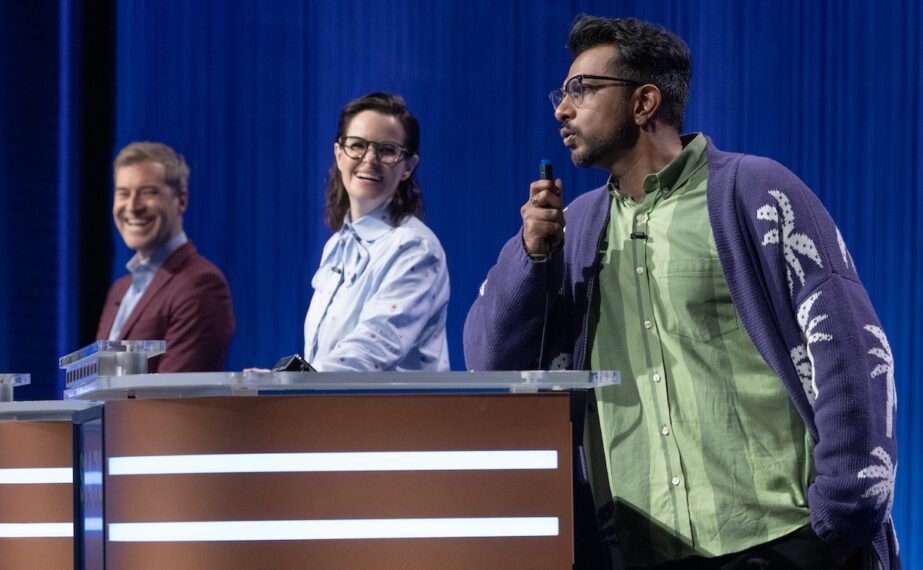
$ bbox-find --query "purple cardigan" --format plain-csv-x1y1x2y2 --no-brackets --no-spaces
464,141,899,568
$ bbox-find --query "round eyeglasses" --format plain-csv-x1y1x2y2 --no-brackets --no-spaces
338,136,409,165
549,74,642,110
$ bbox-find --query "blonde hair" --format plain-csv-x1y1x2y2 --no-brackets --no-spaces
113,141,190,195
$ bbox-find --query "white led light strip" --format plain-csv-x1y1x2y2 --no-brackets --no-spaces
109,450,557,475
0,523,73,538
0,467,72,484
109,517,559,542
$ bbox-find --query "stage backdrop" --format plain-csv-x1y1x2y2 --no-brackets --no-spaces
0,0,919,563
107,0,922,559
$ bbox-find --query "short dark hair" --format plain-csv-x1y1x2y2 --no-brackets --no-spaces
324,92,422,231
567,15,691,131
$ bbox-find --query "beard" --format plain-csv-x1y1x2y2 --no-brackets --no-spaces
568,108,640,169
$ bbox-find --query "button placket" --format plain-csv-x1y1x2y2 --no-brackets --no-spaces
633,194,691,529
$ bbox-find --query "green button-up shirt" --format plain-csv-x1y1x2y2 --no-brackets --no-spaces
588,134,813,566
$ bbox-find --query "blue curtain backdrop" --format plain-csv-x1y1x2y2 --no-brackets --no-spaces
108,0,922,558
0,0,77,400
0,0,919,562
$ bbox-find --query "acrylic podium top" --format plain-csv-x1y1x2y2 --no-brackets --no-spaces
64,370,619,401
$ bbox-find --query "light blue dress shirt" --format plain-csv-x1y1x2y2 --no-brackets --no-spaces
304,204,450,371
108,232,188,340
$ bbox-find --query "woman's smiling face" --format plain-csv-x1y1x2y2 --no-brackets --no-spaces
334,110,419,222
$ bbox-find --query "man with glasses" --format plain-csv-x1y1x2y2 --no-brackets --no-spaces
464,15,897,570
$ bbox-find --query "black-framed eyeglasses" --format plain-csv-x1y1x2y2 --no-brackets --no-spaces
338,136,409,165
549,74,642,110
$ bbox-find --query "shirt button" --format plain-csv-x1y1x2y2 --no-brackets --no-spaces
635,266,645,275
661,425,670,436
636,214,645,223
643,320,652,329
671,476,681,486
652,373,661,383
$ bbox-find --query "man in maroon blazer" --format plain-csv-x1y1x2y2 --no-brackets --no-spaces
96,142,235,372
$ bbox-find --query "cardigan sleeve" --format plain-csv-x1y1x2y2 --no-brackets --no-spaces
742,156,897,557
800,274,896,555
462,232,564,371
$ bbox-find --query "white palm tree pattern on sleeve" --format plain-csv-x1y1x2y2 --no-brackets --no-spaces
549,353,572,370
790,345,814,402
790,291,832,403
858,446,896,514
757,190,824,293
835,227,854,270
865,324,896,438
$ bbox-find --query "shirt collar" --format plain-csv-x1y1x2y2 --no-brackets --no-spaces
126,231,188,276
606,132,707,203
342,200,395,243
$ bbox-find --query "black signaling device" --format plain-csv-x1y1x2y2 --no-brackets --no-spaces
536,159,556,370
272,354,316,372
539,159,553,182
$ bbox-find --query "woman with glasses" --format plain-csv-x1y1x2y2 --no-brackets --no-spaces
303,92,450,371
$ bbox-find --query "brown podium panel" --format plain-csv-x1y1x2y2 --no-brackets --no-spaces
103,394,573,569
0,421,75,570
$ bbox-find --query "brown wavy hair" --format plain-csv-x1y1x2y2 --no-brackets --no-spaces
324,93,422,230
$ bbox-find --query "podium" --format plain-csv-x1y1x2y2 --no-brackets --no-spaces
0,395,97,570
69,371,615,570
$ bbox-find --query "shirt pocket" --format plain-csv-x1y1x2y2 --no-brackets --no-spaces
655,257,739,342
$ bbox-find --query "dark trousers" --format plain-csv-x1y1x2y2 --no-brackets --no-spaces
641,525,875,570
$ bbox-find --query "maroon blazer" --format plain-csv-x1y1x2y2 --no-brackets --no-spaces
96,241,235,372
